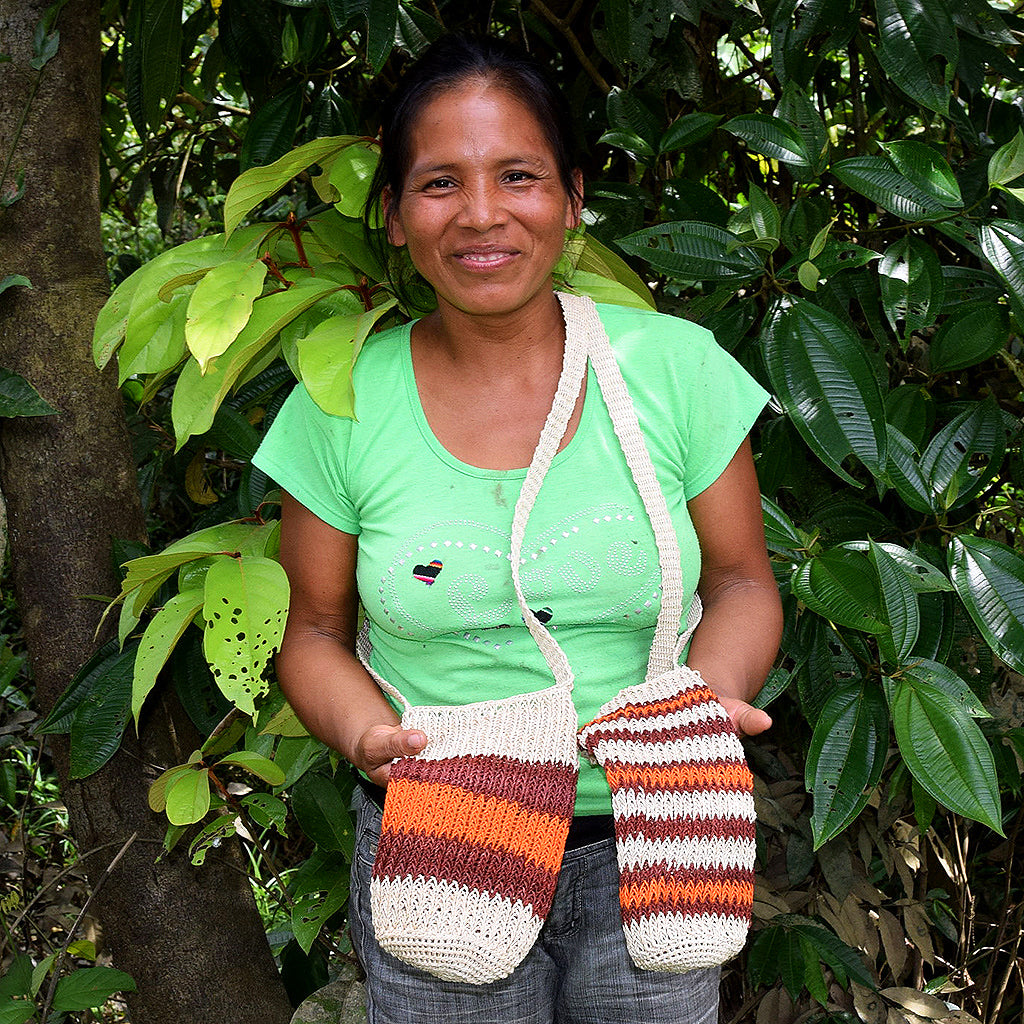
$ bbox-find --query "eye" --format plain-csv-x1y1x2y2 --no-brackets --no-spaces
423,176,456,191
504,170,535,183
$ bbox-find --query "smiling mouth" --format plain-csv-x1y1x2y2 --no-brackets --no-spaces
455,250,518,266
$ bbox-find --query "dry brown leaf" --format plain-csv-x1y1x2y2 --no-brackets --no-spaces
882,987,951,1019
756,986,795,1024
875,907,908,983
854,981,887,1023
903,903,935,965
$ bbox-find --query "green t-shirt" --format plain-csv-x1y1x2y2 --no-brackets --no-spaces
254,301,768,814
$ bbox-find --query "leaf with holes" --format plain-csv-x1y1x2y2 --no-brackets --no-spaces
291,865,349,953
902,659,989,718
949,536,1024,674
806,681,889,847
724,113,814,168
920,401,1004,511
838,541,952,594
202,556,290,717
878,237,945,345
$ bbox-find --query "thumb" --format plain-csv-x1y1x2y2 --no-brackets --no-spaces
731,702,772,738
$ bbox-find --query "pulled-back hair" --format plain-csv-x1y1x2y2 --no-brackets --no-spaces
363,34,582,308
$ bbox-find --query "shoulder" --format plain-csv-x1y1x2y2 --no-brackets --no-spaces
593,302,714,365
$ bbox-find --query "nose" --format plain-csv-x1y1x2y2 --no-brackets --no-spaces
455,182,508,232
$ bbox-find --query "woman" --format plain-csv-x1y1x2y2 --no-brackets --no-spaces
254,33,782,1024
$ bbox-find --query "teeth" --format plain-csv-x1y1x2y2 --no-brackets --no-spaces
461,252,509,263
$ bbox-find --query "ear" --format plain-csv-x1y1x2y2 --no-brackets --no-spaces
382,186,406,246
564,169,584,230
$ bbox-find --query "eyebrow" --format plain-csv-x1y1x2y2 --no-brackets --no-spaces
408,155,549,178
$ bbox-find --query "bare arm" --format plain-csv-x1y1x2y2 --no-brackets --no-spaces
276,492,426,786
685,439,783,737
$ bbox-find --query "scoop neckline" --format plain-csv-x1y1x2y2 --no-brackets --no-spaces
399,321,594,480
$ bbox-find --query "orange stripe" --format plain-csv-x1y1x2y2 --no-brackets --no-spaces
605,762,753,792
619,875,753,912
380,779,569,873
591,687,721,727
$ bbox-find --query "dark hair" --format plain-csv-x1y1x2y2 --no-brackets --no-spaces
364,34,582,308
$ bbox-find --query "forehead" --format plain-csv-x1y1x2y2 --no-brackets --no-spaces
406,80,553,162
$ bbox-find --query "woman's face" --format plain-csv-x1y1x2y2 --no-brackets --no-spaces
386,79,581,322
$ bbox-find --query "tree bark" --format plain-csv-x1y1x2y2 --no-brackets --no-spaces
0,4,294,1022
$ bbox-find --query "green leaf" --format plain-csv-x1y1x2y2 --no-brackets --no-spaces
67,646,135,780
791,549,887,633
225,136,361,237
202,556,290,716
171,276,341,446
326,143,380,219
188,814,238,865
761,495,805,557
568,232,654,309
123,0,182,133
291,867,349,953
889,674,1003,833
724,113,814,168
806,681,889,847
798,260,820,291
884,425,933,513
215,750,286,786
949,536,1024,674
929,300,1010,373
878,236,945,343
763,298,887,484
185,259,268,373
37,640,122,735
165,765,212,825
832,156,949,221
902,659,989,718
51,967,136,1012
920,401,1004,511
989,129,1024,187
979,220,1024,322
869,540,920,663
775,82,830,175
299,299,396,417
240,84,304,171
874,0,957,114
838,541,952,593
879,141,963,209
0,274,31,296
291,771,356,852
658,112,720,153
616,222,765,283
0,368,58,417
133,590,205,727
748,183,781,246
365,0,398,71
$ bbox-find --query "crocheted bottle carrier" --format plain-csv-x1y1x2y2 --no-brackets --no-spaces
356,303,589,985
570,292,757,972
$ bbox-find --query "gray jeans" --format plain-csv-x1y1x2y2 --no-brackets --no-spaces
349,790,721,1024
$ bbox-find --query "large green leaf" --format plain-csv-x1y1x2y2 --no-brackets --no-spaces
51,967,136,1013
133,590,205,727
616,222,765,282
949,536,1024,673
202,556,290,716
658,112,721,154
185,259,269,373
291,862,349,954
123,0,183,135
240,84,304,171
884,424,933,513
569,232,655,309
878,236,945,344
171,276,341,446
774,82,830,176
988,129,1024,188
165,765,212,825
763,298,887,484
326,143,380,219
67,644,136,779
791,548,887,634
225,136,362,237
979,220,1024,322
919,401,1004,511
869,540,920,663
806,681,889,847
874,0,957,114
929,300,1010,373
723,113,814,168
889,674,1002,833
291,771,356,852
366,0,399,71
879,141,962,209
902,659,989,718
838,541,952,593
299,299,397,417
770,0,854,86
832,156,949,221
761,495,805,558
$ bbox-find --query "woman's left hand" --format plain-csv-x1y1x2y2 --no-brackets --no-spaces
715,694,772,737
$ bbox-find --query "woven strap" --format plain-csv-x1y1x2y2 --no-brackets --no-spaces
507,292,700,687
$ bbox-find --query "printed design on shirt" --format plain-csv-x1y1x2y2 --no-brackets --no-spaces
376,505,664,642
412,559,443,584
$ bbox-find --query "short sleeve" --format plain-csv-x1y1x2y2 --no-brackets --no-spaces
252,383,360,533
682,330,769,499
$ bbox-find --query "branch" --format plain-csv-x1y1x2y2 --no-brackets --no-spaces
527,0,611,95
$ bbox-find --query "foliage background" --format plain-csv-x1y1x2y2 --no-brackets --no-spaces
3,0,1024,1021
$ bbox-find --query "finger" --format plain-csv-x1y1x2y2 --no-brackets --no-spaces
365,725,427,767
733,703,772,737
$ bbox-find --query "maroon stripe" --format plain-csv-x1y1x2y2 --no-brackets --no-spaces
372,828,564,917
586,719,737,749
391,755,578,818
620,896,753,926
613,814,755,845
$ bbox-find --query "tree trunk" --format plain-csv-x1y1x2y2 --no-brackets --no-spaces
0,4,294,1022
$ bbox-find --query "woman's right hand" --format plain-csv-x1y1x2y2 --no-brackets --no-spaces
352,724,428,787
